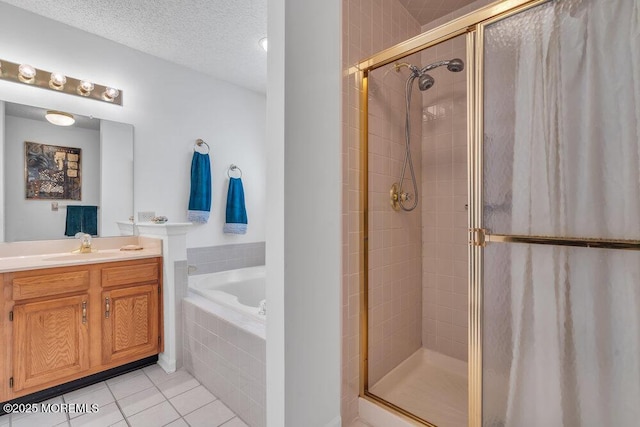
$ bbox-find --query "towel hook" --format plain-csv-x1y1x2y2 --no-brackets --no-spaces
194,138,210,154
227,164,242,178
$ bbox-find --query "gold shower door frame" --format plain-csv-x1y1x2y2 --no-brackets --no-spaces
357,1,554,426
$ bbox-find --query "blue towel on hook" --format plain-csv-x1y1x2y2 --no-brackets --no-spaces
187,152,212,224
223,178,247,234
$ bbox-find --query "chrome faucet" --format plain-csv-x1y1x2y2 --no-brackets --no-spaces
76,233,92,253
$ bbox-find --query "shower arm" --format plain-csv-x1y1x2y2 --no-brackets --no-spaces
394,62,411,72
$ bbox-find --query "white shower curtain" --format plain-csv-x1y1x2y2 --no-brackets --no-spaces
502,0,640,425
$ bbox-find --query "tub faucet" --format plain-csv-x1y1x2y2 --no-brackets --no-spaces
76,233,92,253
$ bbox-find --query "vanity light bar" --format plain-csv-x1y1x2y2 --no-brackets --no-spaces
0,58,123,106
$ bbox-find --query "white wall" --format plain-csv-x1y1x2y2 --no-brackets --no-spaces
100,120,134,237
266,0,285,423
4,115,100,241
266,0,342,425
0,3,266,248
0,101,4,242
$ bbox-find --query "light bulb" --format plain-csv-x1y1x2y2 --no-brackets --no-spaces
78,80,94,96
49,72,67,90
102,87,119,101
18,64,36,83
259,37,268,52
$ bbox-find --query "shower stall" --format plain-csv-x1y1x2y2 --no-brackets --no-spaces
357,0,640,426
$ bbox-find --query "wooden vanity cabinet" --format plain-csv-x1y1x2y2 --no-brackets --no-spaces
0,257,162,402
12,294,90,392
101,262,161,365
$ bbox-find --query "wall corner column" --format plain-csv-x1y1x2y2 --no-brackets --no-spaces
137,222,192,373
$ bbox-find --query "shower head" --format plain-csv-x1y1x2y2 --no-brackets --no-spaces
402,57,465,92
447,58,465,72
418,73,435,91
419,58,466,74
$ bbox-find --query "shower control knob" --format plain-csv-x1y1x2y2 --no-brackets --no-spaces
400,192,411,202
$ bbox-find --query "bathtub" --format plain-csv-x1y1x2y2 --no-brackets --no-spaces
184,265,266,426
188,265,266,323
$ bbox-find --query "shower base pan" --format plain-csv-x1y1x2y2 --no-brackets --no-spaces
369,349,467,427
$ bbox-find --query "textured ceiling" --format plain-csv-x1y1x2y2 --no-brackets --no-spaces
397,0,480,25
0,0,267,93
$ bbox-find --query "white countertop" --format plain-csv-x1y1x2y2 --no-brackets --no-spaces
0,236,162,273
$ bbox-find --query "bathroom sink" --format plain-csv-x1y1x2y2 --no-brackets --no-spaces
42,252,119,262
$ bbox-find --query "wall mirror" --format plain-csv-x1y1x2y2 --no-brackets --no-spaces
1,100,133,242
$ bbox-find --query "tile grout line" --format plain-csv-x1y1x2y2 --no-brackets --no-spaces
146,369,217,421
143,368,240,426
142,369,184,425
111,391,131,427
105,375,138,427
115,368,220,426
62,393,71,425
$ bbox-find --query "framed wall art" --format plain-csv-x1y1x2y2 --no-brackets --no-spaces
25,141,82,200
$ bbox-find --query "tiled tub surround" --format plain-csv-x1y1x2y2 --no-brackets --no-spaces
183,244,266,426
187,242,265,275
183,296,265,427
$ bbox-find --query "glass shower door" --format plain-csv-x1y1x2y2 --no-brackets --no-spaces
479,0,640,425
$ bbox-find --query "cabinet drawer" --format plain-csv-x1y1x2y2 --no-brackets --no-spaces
13,271,90,301
102,262,159,288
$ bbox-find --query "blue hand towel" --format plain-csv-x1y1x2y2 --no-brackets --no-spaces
187,152,212,223
223,178,247,234
65,205,98,236
82,206,98,236
64,206,82,236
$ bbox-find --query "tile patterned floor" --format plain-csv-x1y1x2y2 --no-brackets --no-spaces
0,365,247,427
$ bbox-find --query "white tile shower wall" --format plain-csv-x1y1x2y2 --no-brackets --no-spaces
187,242,266,275
420,34,468,362
367,57,423,386
183,299,266,427
342,0,422,423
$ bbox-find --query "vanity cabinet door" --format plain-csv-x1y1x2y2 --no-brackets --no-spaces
102,284,159,365
12,294,90,392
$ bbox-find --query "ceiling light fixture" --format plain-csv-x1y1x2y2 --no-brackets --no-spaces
18,64,36,83
0,58,123,105
102,87,120,102
259,37,268,52
77,80,94,96
45,110,75,126
49,72,67,90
